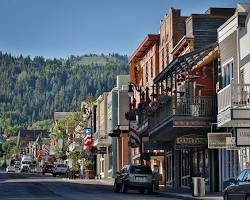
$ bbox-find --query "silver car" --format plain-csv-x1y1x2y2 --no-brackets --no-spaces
114,164,153,194
224,168,250,200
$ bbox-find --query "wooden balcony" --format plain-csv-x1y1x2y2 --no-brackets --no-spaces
148,96,217,140
217,84,250,127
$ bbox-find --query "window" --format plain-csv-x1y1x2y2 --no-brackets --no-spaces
130,165,152,174
237,170,246,182
145,62,148,83
221,60,233,88
151,57,153,78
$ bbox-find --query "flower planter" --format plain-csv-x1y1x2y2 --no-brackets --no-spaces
84,170,95,179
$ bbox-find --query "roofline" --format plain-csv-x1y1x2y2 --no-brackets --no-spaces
129,34,160,64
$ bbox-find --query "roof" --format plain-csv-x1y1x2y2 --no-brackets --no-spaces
129,34,160,64
153,43,218,84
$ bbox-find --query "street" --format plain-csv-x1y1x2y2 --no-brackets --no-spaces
0,171,183,200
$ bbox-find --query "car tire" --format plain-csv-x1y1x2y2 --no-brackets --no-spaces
246,194,250,200
139,189,145,194
53,173,56,177
121,182,127,193
224,192,229,200
147,187,153,195
114,182,120,192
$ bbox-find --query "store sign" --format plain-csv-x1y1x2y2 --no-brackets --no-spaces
236,128,250,146
175,134,207,149
208,133,232,149
226,137,240,150
97,147,107,154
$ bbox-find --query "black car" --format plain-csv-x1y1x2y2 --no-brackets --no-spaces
42,164,54,175
114,164,154,194
224,168,250,200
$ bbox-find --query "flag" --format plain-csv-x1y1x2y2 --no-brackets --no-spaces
129,121,140,148
83,128,92,149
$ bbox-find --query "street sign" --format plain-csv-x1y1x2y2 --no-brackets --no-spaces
236,128,250,146
97,147,107,154
208,132,232,149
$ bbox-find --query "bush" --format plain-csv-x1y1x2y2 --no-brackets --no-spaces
83,160,93,170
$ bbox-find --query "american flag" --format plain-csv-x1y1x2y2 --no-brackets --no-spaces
83,128,92,149
129,121,140,148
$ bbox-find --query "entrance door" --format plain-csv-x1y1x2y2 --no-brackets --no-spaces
166,150,173,186
180,149,191,188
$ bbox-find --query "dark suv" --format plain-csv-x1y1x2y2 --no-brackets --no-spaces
42,164,54,175
114,164,153,194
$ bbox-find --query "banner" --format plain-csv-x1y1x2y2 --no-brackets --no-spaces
83,128,92,149
129,121,140,148
208,132,232,149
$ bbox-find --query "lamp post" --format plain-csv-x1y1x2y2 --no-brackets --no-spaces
127,82,148,165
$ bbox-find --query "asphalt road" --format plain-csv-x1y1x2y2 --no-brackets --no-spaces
0,171,183,200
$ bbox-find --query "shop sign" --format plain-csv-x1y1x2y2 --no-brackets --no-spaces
236,128,250,146
208,132,232,149
97,146,107,154
175,134,207,149
226,137,240,150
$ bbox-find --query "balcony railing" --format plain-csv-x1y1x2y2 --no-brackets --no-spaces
149,96,216,130
218,84,250,113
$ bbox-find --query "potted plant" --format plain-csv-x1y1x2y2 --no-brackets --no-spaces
83,160,95,179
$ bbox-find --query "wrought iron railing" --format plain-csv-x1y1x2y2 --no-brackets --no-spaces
149,96,216,130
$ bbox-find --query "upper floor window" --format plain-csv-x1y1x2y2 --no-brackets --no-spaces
221,60,233,88
150,57,153,78
145,62,148,83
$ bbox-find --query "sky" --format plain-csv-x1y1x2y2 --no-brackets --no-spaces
0,0,248,59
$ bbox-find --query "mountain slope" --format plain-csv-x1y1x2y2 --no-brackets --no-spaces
0,52,129,131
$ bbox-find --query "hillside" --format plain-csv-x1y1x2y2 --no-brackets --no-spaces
0,52,129,134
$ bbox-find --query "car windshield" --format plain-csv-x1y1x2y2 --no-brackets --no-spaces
22,161,31,165
57,164,67,168
130,166,152,174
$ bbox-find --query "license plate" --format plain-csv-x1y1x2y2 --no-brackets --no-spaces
136,177,146,182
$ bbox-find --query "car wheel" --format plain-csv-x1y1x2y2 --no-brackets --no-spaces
246,194,250,200
114,182,120,192
147,187,153,195
139,189,145,194
224,192,229,200
121,182,127,193
53,173,56,177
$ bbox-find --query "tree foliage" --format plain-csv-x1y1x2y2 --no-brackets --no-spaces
0,52,128,133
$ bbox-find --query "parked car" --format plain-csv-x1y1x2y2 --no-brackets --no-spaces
114,164,153,194
53,164,68,177
42,164,54,175
224,168,250,200
14,161,20,170
6,165,16,173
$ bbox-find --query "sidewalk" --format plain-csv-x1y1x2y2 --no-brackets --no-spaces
62,178,223,200
159,187,223,200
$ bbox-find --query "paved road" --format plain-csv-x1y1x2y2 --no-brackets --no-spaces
0,171,183,200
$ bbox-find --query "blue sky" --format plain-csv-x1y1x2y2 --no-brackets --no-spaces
0,0,248,58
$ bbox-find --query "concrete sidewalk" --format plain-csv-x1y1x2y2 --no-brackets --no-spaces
62,178,223,200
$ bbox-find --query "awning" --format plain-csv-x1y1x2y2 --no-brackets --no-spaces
153,42,218,84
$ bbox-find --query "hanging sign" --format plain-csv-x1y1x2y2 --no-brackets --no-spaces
236,128,250,146
208,132,232,149
175,134,207,149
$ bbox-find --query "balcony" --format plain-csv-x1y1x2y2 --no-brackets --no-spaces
148,96,216,140
217,84,250,127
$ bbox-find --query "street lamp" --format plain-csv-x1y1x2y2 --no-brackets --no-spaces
127,82,149,165
108,125,121,138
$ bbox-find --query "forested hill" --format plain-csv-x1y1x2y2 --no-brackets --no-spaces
0,52,128,133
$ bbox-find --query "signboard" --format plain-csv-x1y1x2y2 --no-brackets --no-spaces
236,128,250,146
175,134,207,149
97,147,107,154
226,137,240,150
208,132,232,149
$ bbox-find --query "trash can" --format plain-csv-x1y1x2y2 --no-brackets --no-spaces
192,177,205,197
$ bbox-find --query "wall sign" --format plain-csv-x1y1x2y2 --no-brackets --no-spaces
208,132,232,149
175,134,207,149
236,128,250,146
226,137,240,150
